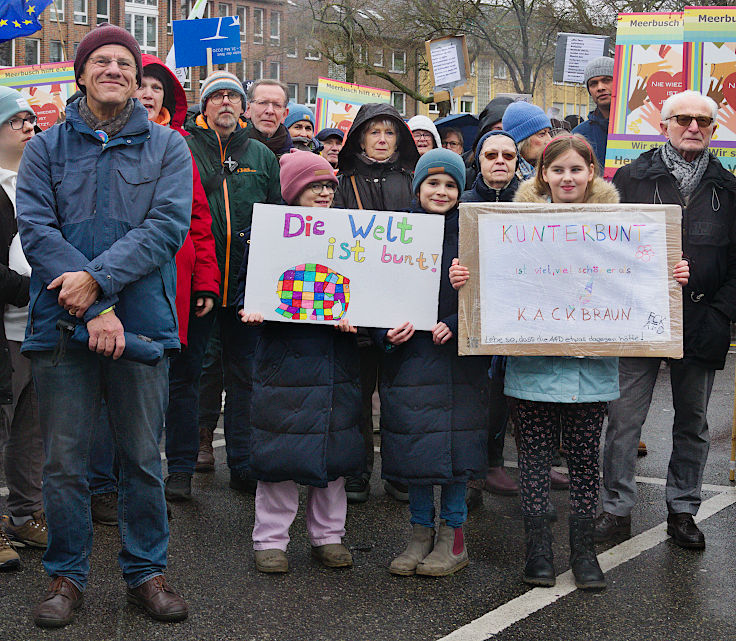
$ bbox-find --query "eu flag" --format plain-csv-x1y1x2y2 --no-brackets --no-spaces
0,0,54,44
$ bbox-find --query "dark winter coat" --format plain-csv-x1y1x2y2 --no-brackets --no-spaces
613,148,736,370
234,238,364,487
373,206,490,485
333,102,418,212
572,108,609,168
0,187,29,404
461,173,520,203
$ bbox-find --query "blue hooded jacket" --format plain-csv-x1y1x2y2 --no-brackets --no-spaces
572,108,609,168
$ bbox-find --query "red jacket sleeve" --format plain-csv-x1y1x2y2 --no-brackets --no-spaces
189,155,221,298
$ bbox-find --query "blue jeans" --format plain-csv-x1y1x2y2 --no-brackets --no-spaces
88,404,117,495
165,309,215,474
31,349,170,590
408,482,467,529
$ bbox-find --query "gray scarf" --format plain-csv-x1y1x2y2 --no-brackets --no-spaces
78,97,135,139
659,141,710,202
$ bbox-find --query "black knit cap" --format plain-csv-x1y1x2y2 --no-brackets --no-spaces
74,23,143,92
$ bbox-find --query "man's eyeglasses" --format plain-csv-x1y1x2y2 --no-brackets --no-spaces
209,91,242,105
307,182,336,194
250,99,287,110
483,150,517,161
88,56,135,71
666,114,714,128
6,115,37,130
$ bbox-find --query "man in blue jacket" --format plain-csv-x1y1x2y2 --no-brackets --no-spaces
572,56,614,167
16,24,191,628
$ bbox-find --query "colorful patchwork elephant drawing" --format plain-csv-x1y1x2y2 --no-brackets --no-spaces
276,263,350,321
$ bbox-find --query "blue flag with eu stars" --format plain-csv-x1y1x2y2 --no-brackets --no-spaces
0,1,54,44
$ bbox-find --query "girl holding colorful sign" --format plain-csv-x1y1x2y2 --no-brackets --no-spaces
374,148,490,577
235,150,364,574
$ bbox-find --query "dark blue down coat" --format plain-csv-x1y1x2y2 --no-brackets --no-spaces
373,206,490,485
235,239,364,487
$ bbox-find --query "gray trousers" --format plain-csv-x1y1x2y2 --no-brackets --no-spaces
601,357,714,517
0,340,43,517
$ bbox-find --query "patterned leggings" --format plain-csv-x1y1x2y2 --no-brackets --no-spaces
511,399,606,518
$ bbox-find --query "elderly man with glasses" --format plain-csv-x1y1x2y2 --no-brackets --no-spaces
184,70,281,495
244,79,294,158
596,90,736,550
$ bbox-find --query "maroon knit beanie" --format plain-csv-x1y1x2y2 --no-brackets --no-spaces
279,150,338,205
74,23,143,92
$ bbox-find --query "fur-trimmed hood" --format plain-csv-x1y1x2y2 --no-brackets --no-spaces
513,176,620,204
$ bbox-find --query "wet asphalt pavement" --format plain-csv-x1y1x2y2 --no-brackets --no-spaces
1,356,735,640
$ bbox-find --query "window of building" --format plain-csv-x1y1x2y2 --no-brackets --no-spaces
460,96,474,113
269,61,280,80
305,44,321,61
428,102,439,114
74,0,88,23
167,0,173,32
270,12,280,43
181,0,208,19
373,49,383,67
218,3,229,17
182,67,191,90
287,36,297,58
25,39,40,65
305,84,317,106
50,40,64,62
125,6,158,55
0,41,14,67
237,6,247,42
391,50,405,73
253,8,263,44
127,0,157,5
494,60,507,79
97,0,109,24
357,44,367,64
73,42,80,56
287,83,298,102
391,91,405,115
50,0,64,22
253,60,263,80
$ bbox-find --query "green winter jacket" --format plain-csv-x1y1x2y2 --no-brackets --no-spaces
184,113,281,306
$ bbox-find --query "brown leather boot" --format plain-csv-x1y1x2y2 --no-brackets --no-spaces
33,577,83,628
195,427,215,472
126,575,188,622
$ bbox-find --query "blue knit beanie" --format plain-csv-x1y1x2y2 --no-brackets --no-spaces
0,87,32,125
412,148,466,194
284,103,315,129
501,102,552,145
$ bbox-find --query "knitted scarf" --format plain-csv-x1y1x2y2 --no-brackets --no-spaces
659,141,710,202
517,155,536,181
245,120,290,157
78,97,134,139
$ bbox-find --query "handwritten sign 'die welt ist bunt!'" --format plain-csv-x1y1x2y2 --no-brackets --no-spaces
457,202,683,357
244,204,445,331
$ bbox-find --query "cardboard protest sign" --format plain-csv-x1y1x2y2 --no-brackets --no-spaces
684,5,736,173
0,62,76,130
457,202,683,357
604,12,685,180
314,78,391,135
244,204,445,330
172,16,242,67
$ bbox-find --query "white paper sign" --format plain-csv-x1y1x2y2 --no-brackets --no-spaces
244,204,445,330
563,36,606,83
430,41,463,87
478,208,672,346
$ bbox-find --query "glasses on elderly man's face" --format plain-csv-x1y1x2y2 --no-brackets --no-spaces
209,91,242,105
307,182,336,194
6,115,37,130
667,114,714,128
249,99,287,111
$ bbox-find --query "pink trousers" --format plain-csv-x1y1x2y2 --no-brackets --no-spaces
252,477,347,551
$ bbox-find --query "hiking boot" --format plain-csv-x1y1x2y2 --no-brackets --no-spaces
666,513,705,549
165,472,192,502
569,516,606,590
311,543,353,568
91,492,118,526
483,466,519,496
523,515,555,587
1,510,47,548
126,575,188,622
384,480,409,502
254,549,289,573
389,524,435,576
195,427,215,472
550,469,570,490
594,511,631,543
415,522,469,577
0,529,20,571
33,577,83,628
345,476,370,504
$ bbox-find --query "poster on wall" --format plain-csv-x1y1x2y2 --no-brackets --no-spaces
314,78,391,135
243,204,445,330
457,202,683,357
0,62,76,130
604,12,685,180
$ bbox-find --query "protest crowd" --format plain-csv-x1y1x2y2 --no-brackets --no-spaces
2,22,736,630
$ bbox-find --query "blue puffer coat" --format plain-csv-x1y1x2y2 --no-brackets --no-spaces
235,239,364,487
373,207,490,485
16,99,192,352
